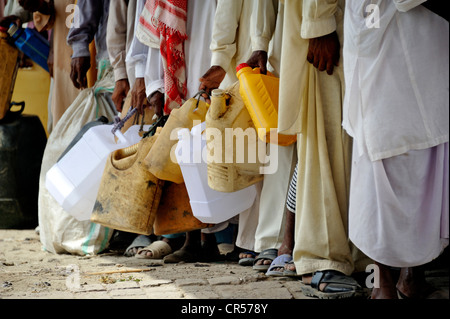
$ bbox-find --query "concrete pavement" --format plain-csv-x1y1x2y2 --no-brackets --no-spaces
0,230,448,302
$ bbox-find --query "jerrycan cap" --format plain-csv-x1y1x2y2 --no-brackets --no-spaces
211,89,224,97
236,63,251,73
7,23,19,37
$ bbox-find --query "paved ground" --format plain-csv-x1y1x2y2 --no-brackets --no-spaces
1,229,448,309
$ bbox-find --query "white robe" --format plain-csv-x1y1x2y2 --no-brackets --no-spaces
342,0,449,161
344,0,449,267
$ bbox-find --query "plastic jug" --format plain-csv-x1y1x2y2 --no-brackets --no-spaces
153,182,214,235
0,27,19,120
91,134,164,235
205,84,264,192
7,24,50,72
175,122,257,224
145,93,209,184
45,124,148,221
236,63,296,146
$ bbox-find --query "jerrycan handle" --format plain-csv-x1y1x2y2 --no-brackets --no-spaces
237,62,274,77
111,107,138,143
192,90,210,112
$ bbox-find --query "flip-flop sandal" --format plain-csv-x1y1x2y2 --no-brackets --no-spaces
238,251,257,266
300,270,361,299
124,235,152,257
163,247,201,264
135,240,172,259
265,254,292,276
252,248,278,271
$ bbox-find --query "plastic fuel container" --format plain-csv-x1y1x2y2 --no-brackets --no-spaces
176,122,257,224
236,63,296,146
7,23,49,72
205,85,263,192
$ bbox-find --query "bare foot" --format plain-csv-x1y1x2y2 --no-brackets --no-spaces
370,262,399,299
396,266,435,299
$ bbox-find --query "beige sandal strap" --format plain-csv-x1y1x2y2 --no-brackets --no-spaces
135,241,172,259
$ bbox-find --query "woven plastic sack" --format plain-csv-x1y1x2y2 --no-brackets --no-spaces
38,62,117,255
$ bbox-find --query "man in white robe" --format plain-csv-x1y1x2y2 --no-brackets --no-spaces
276,0,370,299
343,0,449,299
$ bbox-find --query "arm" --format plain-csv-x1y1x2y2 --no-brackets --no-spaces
199,0,242,97
67,0,103,89
245,0,278,74
107,0,129,83
67,0,102,59
126,0,150,113
144,47,164,117
107,0,130,111
302,0,340,75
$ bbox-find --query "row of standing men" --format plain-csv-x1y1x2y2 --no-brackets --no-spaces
2,0,448,299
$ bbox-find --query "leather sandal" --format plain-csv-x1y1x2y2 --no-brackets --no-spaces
300,270,361,299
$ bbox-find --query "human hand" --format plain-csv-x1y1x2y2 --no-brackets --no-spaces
199,65,226,103
0,15,21,29
70,56,91,89
131,77,147,114
112,79,130,112
148,90,164,118
245,50,268,74
307,31,340,75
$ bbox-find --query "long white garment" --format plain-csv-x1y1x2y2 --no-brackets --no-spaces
125,0,148,83
107,0,137,86
209,0,255,88
342,0,449,161
344,0,449,267
124,0,164,98
349,142,449,267
184,0,216,99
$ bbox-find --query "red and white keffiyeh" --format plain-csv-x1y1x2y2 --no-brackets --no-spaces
137,0,188,114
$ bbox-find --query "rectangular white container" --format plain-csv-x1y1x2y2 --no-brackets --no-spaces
45,124,147,221
175,123,257,224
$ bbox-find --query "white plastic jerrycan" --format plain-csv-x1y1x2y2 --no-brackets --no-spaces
175,122,257,224
45,123,147,221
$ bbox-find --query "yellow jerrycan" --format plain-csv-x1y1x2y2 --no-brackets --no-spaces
205,83,264,193
145,93,209,184
236,63,296,146
91,133,164,235
0,27,19,120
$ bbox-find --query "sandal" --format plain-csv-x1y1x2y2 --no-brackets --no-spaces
238,251,257,266
252,248,278,272
300,270,361,299
135,240,172,259
265,254,292,276
124,235,152,257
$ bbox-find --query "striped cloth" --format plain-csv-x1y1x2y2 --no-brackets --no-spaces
286,163,298,213
136,0,188,114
